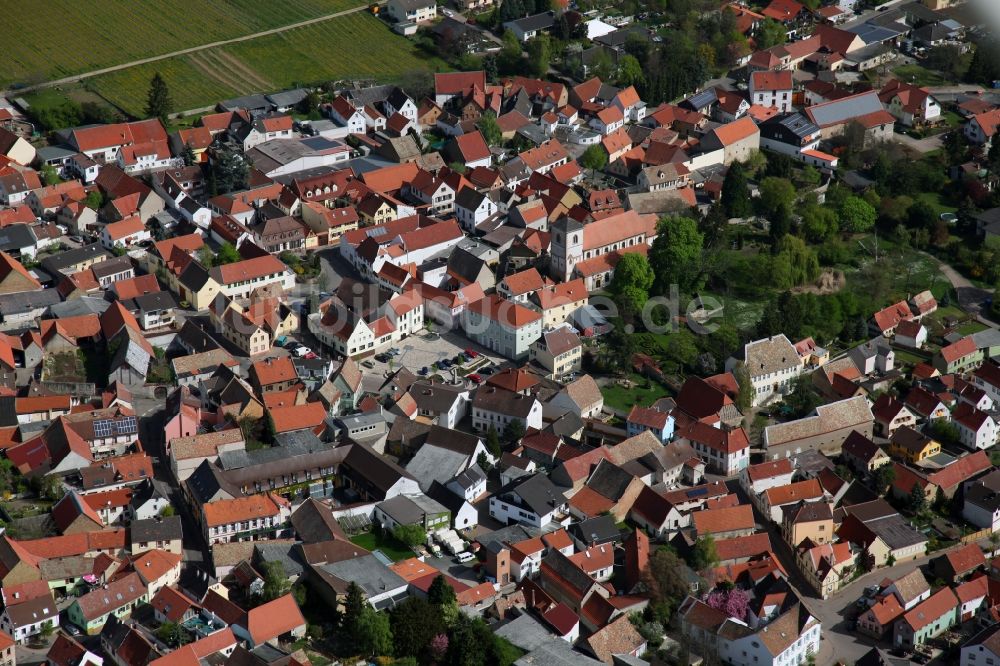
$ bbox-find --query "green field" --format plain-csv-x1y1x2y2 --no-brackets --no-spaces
0,0,364,88
88,13,448,116
349,530,415,562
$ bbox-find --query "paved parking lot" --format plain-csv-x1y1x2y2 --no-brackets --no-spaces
360,329,511,391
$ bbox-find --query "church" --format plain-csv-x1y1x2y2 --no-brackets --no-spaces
549,209,659,283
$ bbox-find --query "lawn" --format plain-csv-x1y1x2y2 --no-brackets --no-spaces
0,0,363,88
893,348,931,366
892,64,946,87
89,13,450,116
349,530,415,562
600,373,671,412
957,320,989,335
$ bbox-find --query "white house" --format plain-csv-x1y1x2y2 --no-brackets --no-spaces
680,597,821,666
726,334,803,407
101,216,151,250
454,188,497,232
750,70,794,113
740,459,795,496
953,404,998,451
895,320,928,349
962,481,1000,534
489,474,567,528
0,593,59,644
472,385,543,432
879,80,941,127
461,294,542,361
326,97,366,135
972,362,1000,405
965,108,1000,146
387,0,437,23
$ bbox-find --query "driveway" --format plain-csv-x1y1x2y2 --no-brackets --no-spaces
894,131,943,154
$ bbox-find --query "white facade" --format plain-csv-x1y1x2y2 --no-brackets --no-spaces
472,398,543,432
455,195,497,232
957,414,999,451
489,493,565,529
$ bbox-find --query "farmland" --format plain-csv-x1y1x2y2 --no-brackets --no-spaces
0,0,363,88
88,13,449,117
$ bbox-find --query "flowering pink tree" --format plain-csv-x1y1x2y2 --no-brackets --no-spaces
704,587,750,619
429,633,449,661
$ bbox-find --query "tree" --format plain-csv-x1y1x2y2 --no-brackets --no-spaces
704,587,750,618
145,72,174,124
342,582,365,635
690,536,719,571
579,144,608,174
611,253,654,316
800,204,838,243
649,216,704,295
155,622,185,647
428,574,459,627
428,575,457,606
477,112,502,147
908,484,927,514
355,606,393,657
757,19,787,49
928,419,960,447
182,143,197,167
721,162,752,218
757,177,796,233
644,548,695,625
839,196,877,233
216,242,241,265
393,524,427,548
873,464,895,493
525,35,552,78
210,147,249,195
40,164,61,186
502,418,525,445
783,374,823,419
485,425,501,456
160,505,176,517
617,54,645,88
259,561,291,603
389,597,444,660
733,362,752,412
83,190,104,211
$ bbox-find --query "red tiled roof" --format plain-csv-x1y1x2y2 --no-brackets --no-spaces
467,294,540,328
692,504,754,536
268,402,327,434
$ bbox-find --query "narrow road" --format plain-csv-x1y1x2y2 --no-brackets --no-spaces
0,4,370,97
919,251,998,327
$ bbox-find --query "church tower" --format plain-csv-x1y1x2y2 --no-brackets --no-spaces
549,216,584,282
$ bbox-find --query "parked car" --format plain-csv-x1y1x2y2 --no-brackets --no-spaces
361,360,375,369
304,352,319,360
479,365,495,375
375,353,391,362
468,373,483,384
464,348,479,358
293,346,312,357
284,340,301,350
419,366,429,375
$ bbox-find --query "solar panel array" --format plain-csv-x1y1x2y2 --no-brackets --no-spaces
93,419,113,438
92,416,138,438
